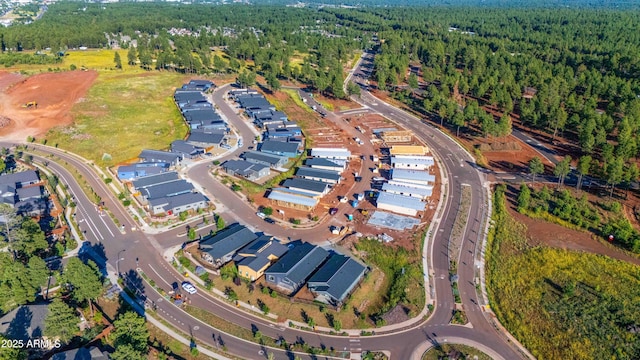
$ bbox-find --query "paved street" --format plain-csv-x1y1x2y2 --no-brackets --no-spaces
0,58,532,359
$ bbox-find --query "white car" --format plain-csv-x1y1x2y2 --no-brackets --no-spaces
256,212,266,219
181,281,197,295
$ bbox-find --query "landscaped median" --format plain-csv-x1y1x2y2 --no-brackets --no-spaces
134,263,351,358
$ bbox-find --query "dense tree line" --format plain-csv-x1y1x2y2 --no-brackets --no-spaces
0,3,367,98
368,7,640,188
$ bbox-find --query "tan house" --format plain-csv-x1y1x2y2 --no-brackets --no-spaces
235,236,289,281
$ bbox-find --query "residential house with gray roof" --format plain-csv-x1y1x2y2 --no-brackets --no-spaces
139,149,182,167
171,140,204,159
117,162,170,181
222,160,269,181
0,170,45,216
307,253,367,306
241,151,287,168
260,140,301,158
295,167,341,184
141,179,194,200
199,224,258,268
148,192,207,216
187,130,226,148
265,242,329,293
234,236,288,281
132,172,179,190
282,178,331,196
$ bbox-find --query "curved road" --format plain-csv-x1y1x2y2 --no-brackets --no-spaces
1,68,529,359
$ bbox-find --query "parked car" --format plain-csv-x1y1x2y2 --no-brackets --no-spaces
256,212,266,219
181,281,197,295
339,196,349,203
329,207,338,215
264,217,275,224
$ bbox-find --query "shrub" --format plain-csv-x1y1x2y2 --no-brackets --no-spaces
261,303,270,315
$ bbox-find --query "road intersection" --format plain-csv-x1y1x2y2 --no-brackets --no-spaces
1,53,534,359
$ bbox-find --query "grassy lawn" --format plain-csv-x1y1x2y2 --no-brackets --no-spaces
45,70,190,167
422,343,492,360
280,89,314,114
148,321,213,360
208,271,379,330
487,185,640,360
353,236,425,323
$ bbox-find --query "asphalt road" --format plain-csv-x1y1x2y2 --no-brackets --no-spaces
348,51,526,359
0,63,529,359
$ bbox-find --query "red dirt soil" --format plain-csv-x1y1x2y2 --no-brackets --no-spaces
504,185,640,266
0,70,98,142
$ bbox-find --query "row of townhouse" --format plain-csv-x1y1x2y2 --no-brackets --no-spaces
117,80,227,181
374,147,436,217
197,223,366,306
130,171,208,216
266,147,351,211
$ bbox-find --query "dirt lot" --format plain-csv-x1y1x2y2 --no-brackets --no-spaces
0,70,98,142
503,185,640,266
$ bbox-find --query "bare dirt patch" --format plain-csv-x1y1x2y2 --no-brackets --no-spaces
0,71,24,91
0,70,98,142
504,185,640,266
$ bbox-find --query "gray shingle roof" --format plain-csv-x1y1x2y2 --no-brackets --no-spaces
199,224,258,262
223,160,268,175
266,243,328,285
237,256,271,272
0,170,39,187
305,158,343,168
260,140,300,155
132,172,179,189
308,253,366,303
242,151,286,165
295,167,341,181
16,186,41,200
282,178,330,194
238,237,288,258
187,130,225,145
171,140,204,156
0,304,50,341
139,149,182,164
149,192,206,209
142,179,193,199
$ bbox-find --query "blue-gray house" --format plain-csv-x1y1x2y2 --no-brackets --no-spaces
264,242,329,293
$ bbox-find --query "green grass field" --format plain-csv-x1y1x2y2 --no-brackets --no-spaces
45,71,190,167
487,185,640,360
422,344,492,360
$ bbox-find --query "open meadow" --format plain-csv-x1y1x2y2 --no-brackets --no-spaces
487,185,640,360
1,49,198,167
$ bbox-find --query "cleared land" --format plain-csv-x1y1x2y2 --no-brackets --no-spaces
45,71,190,167
0,70,98,142
0,50,201,167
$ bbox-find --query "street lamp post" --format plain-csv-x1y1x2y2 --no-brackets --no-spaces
116,249,126,277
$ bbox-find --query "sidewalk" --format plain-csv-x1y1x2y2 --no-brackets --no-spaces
108,265,233,360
